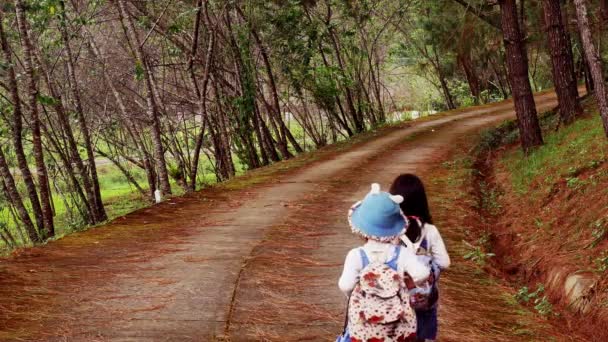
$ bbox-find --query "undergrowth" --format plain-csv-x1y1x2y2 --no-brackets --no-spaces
428,146,563,341
472,97,608,341
502,103,608,196
515,284,555,317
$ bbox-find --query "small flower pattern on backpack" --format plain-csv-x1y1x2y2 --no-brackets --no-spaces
348,262,417,342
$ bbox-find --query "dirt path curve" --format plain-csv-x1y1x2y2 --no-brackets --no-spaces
1,91,565,341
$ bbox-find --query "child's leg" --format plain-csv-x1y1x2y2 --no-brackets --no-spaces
415,306,438,341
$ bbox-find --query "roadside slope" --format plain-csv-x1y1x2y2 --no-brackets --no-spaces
482,98,608,341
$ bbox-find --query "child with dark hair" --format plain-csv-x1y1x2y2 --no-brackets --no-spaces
390,174,450,342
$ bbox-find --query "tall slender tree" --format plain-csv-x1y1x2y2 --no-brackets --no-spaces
0,7,44,237
0,150,38,242
499,0,544,151
574,0,608,136
542,0,582,125
114,0,172,195
15,0,55,236
58,0,107,221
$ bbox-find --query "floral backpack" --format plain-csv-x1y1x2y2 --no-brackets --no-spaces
345,246,417,342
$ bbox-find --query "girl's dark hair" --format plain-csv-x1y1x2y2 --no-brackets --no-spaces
389,174,433,243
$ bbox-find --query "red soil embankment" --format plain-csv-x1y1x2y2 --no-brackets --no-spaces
473,100,608,341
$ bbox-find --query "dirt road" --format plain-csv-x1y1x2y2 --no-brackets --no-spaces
0,92,569,341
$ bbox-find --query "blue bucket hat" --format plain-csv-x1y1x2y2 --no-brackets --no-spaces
348,183,408,241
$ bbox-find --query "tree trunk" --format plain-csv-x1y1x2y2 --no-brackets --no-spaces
211,76,244,173
115,0,172,195
574,0,608,136
224,8,264,169
241,12,303,155
432,47,456,110
0,151,38,243
188,0,214,191
580,58,593,93
215,89,236,177
371,58,386,122
438,68,456,110
36,47,95,225
39,116,93,224
458,53,481,103
323,2,364,133
316,42,355,136
329,31,364,133
542,0,582,125
58,0,106,221
254,103,280,163
0,8,44,235
499,0,544,151
15,0,55,237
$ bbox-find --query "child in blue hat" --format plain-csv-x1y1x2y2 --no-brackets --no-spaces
338,183,429,342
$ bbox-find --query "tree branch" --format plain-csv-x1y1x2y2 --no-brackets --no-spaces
451,0,502,30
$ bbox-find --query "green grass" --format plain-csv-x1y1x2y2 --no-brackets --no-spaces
502,113,608,196
0,125,309,250
0,154,227,248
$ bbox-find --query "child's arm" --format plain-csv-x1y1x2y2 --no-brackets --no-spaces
398,246,430,283
427,225,451,269
338,248,362,296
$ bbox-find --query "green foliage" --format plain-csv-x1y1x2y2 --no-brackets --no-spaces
589,219,607,249
310,66,340,111
450,79,477,107
515,285,540,303
515,284,554,317
391,0,497,109
533,295,554,317
503,114,608,196
594,252,608,273
167,163,184,181
463,239,495,266
476,181,502,215
134,60,145,81
476,121,519,153
566,176,586,189
36,94,60,106
0,0,580,253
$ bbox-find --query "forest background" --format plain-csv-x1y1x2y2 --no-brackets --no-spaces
0,0,605,250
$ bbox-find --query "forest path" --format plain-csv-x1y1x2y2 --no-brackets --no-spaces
1,91,570,341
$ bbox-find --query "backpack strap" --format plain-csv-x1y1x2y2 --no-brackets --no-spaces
340,295,350,335
359,247,400,270
359,248,370,269
420,238,428,251
417,224,428,248
385,246,401,271
401,224,429,254
400,234,415,250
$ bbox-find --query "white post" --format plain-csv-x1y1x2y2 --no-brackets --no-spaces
154,189,162,203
